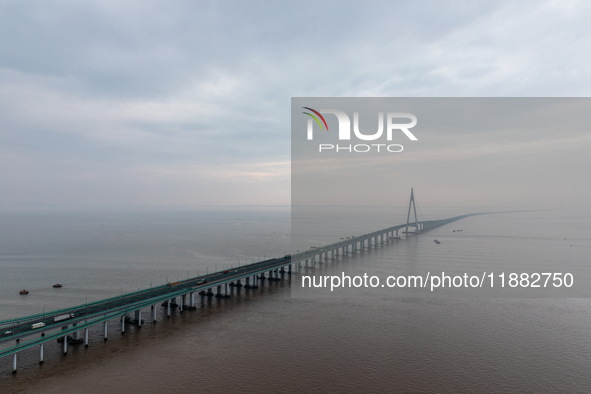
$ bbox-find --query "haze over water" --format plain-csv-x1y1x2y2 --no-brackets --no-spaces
1,207,590,393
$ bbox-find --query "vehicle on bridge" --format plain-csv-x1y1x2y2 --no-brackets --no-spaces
197,279,207,285
31,322,46,329
54,313,75,322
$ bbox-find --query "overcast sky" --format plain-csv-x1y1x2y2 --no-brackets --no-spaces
1,0,590,209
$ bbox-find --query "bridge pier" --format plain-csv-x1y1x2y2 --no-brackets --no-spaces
121,315,126,334
135,309,142,326
189,292,195,307
12,352,17,374
103,321,108,341
62,334,68,354
72,323,79,340
201,287,214,297
152,304,157,322
84,327,89,347
179,295,185,312
39,334,45,363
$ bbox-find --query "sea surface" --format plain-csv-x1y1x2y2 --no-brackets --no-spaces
0,207,590,393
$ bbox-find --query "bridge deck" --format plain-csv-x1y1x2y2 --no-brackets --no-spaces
0,213,477,359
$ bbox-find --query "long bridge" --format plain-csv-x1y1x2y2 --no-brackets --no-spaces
0,189,479,374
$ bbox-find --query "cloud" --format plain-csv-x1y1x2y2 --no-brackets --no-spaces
1,0,590,208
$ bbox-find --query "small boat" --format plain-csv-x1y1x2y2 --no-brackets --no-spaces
19,289,29,295
53,284,63,288
434,240,441,244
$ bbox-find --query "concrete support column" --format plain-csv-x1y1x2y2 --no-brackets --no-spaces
167,300,171,317
224,283,228,295
152,305,157,322
179,294,185,312
189,292,195,307
137,310,142,326
84,328,89,347
121,315,126,334
103,321,108,341
72,323,79,340
39,343,44,364
63,335,68,354
217,285,222,296
12,353,17,374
